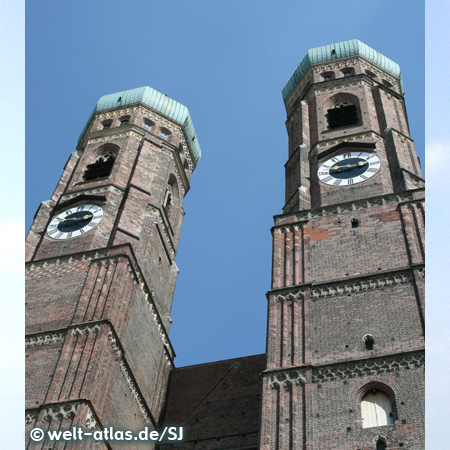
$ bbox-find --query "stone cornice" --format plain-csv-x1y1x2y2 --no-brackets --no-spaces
92,104,196,171
268,368,307,390
311,350,424,383
285,56,401,114
61,183,125,201
273,189,425,227
25,245,175,358
267,264,424,302
313,130,384,153
26,399,102,431
262,350,424,384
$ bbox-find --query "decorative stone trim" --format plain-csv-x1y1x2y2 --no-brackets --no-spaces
108,329,122,358
61,185,124,201
43,402,80,422
286,56,400,112
159,146,187,197
88,130,142,145
179,134,195,171
311,271,412,300
119,360,152,425
26,331,65,347
27,400,100,431
315,131,384,151
278,190,422,224
268,369,307,390
275,290,305,303
312,351,424,383
314,79,366,95
70,323,101,337
26,250,110,272
25,409,39,424
97,107,139,121
85,407,99,430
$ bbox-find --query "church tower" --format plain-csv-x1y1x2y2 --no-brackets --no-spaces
260,40,424,450
25,87,201,446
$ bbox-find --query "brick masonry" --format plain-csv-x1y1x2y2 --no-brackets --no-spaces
25,101,197,448
260,53,425,450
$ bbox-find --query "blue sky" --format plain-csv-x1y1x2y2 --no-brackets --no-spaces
4,0,445,447
25,0,425,368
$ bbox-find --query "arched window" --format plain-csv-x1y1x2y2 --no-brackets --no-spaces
361,389,394,428
341,67,354,77
163,185,173,219
159,127,171,140
119,116,130,126
327,101,358,128
83,150,116,181
142,120,154,132
363,334,374,350
376,438,386,450
321,71,334,81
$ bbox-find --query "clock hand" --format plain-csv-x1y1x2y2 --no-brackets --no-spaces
59,214,93,223
330,161,368,172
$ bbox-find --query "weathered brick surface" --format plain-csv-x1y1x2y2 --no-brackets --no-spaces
261,53,425,450
161,354,265,450
25,99,197,448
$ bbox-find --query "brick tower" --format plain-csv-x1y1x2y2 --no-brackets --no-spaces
259,40,425,450
25,87,201,447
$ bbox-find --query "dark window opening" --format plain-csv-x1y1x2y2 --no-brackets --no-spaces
103,122,111,130
164,190,172,218
142,121,152,131
120,119,129,126
351,219,359,228
376,439,386,450
327,102,358,128
83,151,116,181
343,71,353,77
365,335,374,350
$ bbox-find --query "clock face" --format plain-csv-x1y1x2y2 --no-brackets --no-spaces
47,204,104,240
318,151,381,186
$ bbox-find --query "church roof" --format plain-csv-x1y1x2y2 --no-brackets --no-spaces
81,86,201,163
282,39,402,102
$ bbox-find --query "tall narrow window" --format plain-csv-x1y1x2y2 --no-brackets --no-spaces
83,151,116,181
361,390,394,428
376,439,386,450
364,334,374,350
327,101,358,128
163,186,173,219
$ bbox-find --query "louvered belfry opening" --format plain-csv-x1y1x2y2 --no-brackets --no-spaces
327,101,358,128
83,151,116,181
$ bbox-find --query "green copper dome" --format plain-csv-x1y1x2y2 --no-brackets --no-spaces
81,86,201,163
282,39,402,102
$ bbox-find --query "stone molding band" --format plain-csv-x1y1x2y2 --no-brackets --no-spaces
273,189,424,226
268,369,307,390
269,265,423,302
26,399,100,431
263,350,424,386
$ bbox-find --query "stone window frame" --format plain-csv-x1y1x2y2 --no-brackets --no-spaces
82,144,120,182
357,382,397,429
